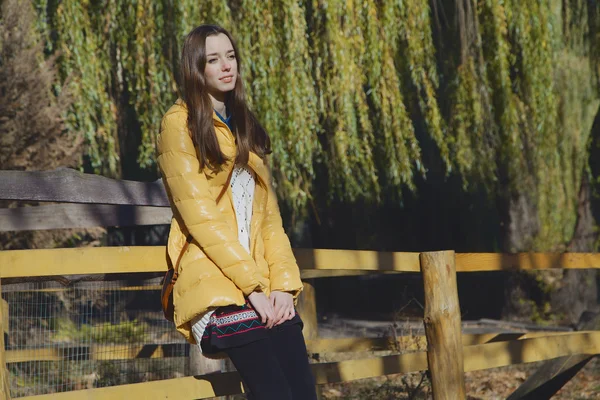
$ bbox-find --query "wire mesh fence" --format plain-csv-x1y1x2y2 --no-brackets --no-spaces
2,274,189,398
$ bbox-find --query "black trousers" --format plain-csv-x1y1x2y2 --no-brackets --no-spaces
224,323,318,400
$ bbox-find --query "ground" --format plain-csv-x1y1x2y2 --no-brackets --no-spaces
315,316,600,399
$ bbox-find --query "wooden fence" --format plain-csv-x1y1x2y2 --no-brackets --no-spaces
1,168,599,399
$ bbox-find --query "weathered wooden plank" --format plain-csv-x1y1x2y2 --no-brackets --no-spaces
300,269,399,279
305,332,579,354
297,251,600,273
455,252,600,271
306,334,499,354
21,332,600,400
5,344,187,363
23,352,429,400
2,247,600,279
24,371,245,399
477,318,573,332
306,337,416,353
24,370,246,400
294,248,421,272
0,336,463,365
0,168,168,206
506,354,595,400
0,247,167,278
463,331,600,372
420,250,466,400
3,331,576,364
0,247,421,278
462,331,572,345
0,204,172,232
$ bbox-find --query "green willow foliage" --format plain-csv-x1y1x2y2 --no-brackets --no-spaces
112,0,174,169
311,0,380,201
363,2,421,195
234,0,320,212
28,0,600,249
477,0,524,185
508,1,564,248
53,0,119,175
396,0,447,168
444,0,496,187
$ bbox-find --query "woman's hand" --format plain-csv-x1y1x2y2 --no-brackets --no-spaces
248,291,276,328
270,291,295,326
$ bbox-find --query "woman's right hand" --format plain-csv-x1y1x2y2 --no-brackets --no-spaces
248,291,276,328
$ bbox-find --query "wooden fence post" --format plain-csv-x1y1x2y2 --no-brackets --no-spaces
420,250,465,400
189,343,222,376
0,278,11,400
296,279,318,340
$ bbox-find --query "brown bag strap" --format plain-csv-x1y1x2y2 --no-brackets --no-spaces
172,166,235,279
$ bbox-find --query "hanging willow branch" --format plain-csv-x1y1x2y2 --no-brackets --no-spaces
54,0,119,176
310,0,380,202
396,0,448,170
363,2,421,196
270,0,321,213
506,0,564,248
477,0,524,187
113,0,175,170
447,0,497,188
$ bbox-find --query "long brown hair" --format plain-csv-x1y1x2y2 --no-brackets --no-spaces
180,24,271,171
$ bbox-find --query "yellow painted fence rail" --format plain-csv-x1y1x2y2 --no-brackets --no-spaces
2,247,600,279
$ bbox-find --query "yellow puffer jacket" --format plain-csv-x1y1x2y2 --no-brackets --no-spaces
157,99,303,344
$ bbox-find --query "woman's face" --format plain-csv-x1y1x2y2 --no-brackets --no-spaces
204,33,238,101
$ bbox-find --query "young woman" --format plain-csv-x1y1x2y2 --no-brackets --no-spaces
156,24,317,399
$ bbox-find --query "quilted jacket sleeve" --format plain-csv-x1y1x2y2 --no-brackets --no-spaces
261,173,303,298
157,111,264,296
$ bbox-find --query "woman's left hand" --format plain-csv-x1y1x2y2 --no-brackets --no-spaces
270,291,295,326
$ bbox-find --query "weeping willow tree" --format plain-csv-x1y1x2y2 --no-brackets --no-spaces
425,0,599,251
27,0,600,250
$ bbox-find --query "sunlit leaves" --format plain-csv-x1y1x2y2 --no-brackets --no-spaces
310,0,380,201
54,0,118,176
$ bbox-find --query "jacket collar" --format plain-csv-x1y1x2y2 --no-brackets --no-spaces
174,98,270,187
